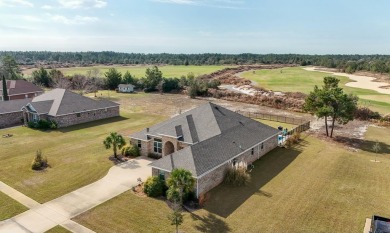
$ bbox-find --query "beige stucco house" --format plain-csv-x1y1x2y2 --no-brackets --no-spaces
129,102,279,197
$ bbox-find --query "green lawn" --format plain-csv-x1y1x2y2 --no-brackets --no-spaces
0,192,28,221
242,67,390,115
74,126,390,233
24,65,230,78
256,119,297,130
45,225,71,233
0,111,165,204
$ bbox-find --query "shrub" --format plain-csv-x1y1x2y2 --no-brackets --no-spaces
27,120,57,129
31,149,48,170
143,176,165,197
224,166,250,186
167,187,181,203
121,144,140,157
148,153,161,159
291,132,301,143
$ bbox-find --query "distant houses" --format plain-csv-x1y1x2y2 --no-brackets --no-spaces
117,84,134,93
0,80,43,101
22,89,120,128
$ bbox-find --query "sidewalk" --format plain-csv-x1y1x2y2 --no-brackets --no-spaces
0,157,152,233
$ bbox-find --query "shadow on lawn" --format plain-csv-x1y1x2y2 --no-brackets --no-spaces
334,136,390,154
203,145,303,218
190,212,231,233
57,116,129,133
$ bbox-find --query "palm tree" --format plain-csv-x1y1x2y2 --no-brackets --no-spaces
103,132,126,159
167,168,195,205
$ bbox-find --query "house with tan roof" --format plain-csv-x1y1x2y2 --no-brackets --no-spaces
129,102,279,197
0,80,43,101
22,88,120,128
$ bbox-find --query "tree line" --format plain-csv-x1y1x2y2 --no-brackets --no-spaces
2,51,390,75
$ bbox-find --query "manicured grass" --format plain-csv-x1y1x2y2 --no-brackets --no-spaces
74,126,390,233
0,111,165,203
24,65,230,78
242,67,390,115
45,225,71,233
0,192,28,221
256,119,297,129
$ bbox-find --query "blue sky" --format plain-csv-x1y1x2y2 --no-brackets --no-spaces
0,0,389,54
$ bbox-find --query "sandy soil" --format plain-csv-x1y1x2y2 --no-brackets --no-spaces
304,67,390,95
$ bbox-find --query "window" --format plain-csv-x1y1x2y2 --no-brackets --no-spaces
261,143,264,149
137,140,142,148
154,138,162,153
159,170,165,180
251,148,254,155
76,113,81,117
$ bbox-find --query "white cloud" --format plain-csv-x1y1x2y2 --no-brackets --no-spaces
48,14,99,24
58,0,107,9
152,0,247,9
0,0,33,7
41,4,53,9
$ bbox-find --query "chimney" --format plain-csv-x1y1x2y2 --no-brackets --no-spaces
146,128,149,133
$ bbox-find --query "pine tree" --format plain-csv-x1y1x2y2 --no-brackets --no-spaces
2,75,8,101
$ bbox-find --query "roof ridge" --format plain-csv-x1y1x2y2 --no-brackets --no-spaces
49,89,66,116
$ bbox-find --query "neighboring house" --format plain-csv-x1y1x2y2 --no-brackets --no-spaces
0,80,43,101
22,88,120,128
118,84,134,93
129,102,279,197
0,99,31,128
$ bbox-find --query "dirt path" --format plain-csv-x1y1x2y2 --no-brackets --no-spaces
303,67,390,95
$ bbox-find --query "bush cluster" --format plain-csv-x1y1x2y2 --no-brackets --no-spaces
224,166,251,186
31,150,48,170
28,120,57,129
147,153,161,159
121,144,140,157
143,176,166,197
285,132,301,148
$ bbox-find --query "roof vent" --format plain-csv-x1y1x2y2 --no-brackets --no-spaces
146,128,149,133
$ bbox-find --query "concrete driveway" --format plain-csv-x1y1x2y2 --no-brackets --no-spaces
0,156,153,233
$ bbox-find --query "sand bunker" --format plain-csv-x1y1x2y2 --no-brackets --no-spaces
304,67,390,95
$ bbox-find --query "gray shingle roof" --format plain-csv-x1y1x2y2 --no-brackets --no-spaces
0,98,31,114
0,80,42,96
29,89,119,116
118,84,134,88
148,103,280,177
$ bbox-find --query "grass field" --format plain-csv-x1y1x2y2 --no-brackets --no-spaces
23,65,230,78
0,192,28,221
242,67,390,115
74,126,390,233
45,225,71,233
256,119,297,129
0,110,165,204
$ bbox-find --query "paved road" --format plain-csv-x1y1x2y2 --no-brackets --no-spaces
0,156,153,233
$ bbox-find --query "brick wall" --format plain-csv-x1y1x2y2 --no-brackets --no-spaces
9,92,42,100
49,106,119,128
196,135,278,196
0,111,24,128
130,138,151,156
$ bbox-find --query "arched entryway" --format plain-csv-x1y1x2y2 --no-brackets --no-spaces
164,141,175,156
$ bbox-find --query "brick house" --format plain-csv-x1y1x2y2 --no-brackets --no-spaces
22,88,120,128
129,103,279,197
0,80,43,101
0,99,31,128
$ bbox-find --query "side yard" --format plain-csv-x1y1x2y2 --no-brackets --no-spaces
73,126,390,233
0,110,165,204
